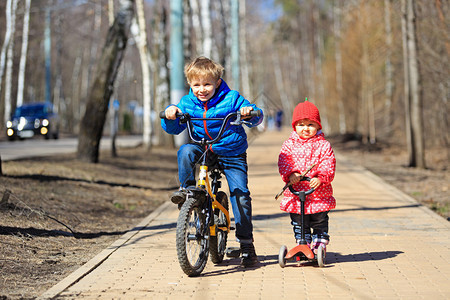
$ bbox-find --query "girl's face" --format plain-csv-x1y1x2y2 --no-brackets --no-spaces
294,119,320,139
189,76,221,102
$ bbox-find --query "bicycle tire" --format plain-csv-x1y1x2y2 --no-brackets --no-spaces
210,191,229,264
176,196,209,276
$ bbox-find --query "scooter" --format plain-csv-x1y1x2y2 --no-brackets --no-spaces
277,178,326,268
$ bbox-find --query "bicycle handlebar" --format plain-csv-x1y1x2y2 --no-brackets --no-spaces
288,177,315,196
160,110,261,146
159,110,260,120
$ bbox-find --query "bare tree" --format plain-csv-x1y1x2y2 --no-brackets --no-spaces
402,0,425,168
134,0,154,149
189,0,202,55
383,0,394,130
77,0,134,163
333,0,346,134
16,0,31,107
239,0,251,98
0,0,13,122
3,0,18,122
200,0,212,58
154,0,171,147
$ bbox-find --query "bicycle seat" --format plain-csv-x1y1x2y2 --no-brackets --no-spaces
206,160,222,171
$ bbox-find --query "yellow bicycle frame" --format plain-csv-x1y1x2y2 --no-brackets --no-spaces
197,165,231,236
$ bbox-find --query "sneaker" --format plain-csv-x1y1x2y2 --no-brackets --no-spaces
170,190,186,204
240,243,258,267
311,242,326,254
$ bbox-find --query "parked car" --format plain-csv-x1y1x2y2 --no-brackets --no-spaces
6,102,60,141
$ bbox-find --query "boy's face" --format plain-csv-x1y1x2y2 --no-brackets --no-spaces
189,76,221,102
294,119,320,139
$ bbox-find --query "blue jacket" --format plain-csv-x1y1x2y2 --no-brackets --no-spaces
161,80,264,156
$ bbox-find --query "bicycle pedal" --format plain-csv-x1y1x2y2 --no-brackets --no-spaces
226,247,241,258
230,226,235,230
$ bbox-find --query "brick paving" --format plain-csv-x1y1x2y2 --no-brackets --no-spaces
39,129,450,299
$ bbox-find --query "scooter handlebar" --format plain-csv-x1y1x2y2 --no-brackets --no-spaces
288,177,315,196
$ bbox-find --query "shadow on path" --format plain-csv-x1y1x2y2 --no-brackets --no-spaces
253,204,422,222
0,225,127,239
327,250,404,264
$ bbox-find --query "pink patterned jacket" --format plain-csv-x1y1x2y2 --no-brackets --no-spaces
278,131,336,214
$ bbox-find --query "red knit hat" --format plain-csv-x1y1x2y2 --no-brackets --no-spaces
291,100,322,130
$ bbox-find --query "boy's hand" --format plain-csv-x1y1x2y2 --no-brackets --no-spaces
165,106,182,120
240,106,254,119
309,178,321,189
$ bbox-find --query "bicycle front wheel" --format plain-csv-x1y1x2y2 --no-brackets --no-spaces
176,196,209,276
210,191,229,264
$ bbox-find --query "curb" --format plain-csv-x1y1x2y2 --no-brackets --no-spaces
337,155,449,226
38,201,172,299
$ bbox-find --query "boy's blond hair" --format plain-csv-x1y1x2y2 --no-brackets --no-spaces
184,56,224,84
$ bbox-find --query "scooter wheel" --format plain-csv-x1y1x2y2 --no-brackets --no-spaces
317,244,326,267
278,245,288,268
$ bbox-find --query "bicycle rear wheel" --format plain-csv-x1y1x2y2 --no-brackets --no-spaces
210,191,229,264
176,196,209,276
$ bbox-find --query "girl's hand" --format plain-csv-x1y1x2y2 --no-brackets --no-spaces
289,172,302,184
309,177,322,189
165,106,182,120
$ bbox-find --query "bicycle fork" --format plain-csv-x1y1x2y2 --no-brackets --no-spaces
196,165,231,237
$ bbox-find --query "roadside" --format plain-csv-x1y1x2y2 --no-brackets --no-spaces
329,135,449,220
0,145,179,299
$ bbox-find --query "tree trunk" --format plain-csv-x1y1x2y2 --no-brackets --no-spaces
384,0,394,131
402,0,425,168
273,48,292,116
333,0,346,134
231,0,239,90
200,0,212,58
135,0,154,149
16,0,31,107
239,0,251,99
154,0,172,147
108,0,115,25
0,0,13,123
406,0,425,168
401,0,413,166
70,54,82,133
77,0,134,163
4,0,18,122
314,3,328,133
189,0,202,55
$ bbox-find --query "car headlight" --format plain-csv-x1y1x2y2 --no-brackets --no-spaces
7,128,14,136
6,121,12,128
18,117,27,131
42,119,49,127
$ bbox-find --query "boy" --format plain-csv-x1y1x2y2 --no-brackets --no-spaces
161,56,264,267
278,100,336,252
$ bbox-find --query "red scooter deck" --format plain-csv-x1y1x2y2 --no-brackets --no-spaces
285,244,315,260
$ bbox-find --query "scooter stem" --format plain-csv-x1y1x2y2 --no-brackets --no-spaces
299,190,307,245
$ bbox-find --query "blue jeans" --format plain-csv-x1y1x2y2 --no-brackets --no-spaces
177,143,253,243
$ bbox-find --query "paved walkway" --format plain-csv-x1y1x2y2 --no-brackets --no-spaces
39,129,450,299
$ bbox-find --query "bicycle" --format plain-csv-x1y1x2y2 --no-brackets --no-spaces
160,110,260,276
